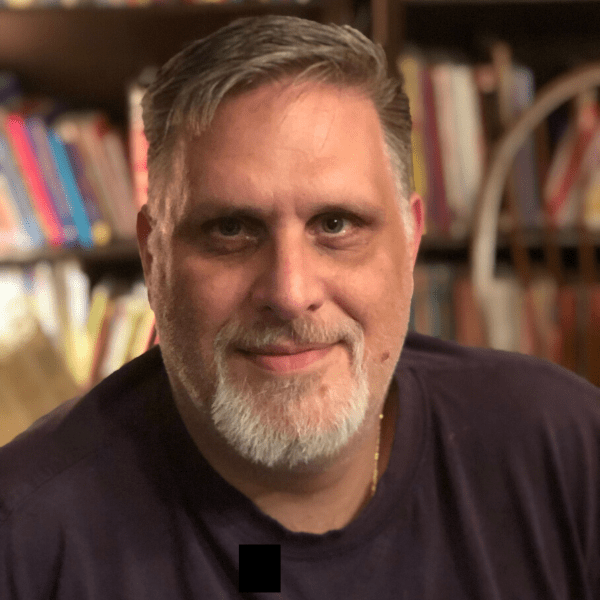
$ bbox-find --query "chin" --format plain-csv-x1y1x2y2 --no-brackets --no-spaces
208,356,371,469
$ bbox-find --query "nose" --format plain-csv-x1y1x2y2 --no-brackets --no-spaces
250,229,324,321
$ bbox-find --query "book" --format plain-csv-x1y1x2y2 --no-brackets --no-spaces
511,66,542,228
25,261,62,348
52,259,91,387
398,51,428,226
544,92,600,228
0,267,79,445
430,61,462,238
421,64,451,236
2,111,64,246
55,112,136,240
84,279,117,388
0,126,46,250
97,294,138,380
25,116,80,247
46,128,95,248
79,112,137,239
0,171,28,253
128,68,156,210
473,62,503,168
127,308,156,360
449,63,485,238
57,126,113,247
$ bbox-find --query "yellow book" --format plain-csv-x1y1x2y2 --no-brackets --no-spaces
398,52,428,211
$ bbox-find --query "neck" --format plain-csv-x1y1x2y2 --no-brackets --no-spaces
172,384,398,534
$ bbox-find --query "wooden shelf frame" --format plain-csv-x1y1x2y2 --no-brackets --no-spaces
0,1,354,123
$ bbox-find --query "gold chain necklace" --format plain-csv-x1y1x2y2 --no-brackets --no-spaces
273,412,385,598
370,412,384,496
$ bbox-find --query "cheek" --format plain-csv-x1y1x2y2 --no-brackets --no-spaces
169,256,251,338
334,249,413,373
340,249,413,330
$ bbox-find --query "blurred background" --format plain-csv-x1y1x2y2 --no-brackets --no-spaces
1,0,600,446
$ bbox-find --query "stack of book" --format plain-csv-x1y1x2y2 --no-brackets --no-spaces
0,72,138,258
398,46,541,239
399,44,600,239
0,261,156,446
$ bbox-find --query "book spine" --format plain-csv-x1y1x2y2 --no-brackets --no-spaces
46,130,95,248
0,172,21,251
0,131,46,248
58,128,113,246
25,116,79,247
129,81,150,210
5,113,64,246
422,65,451,236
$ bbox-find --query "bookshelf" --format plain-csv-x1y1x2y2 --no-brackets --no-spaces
0,1,363,447
0,0,358,274
0,2,355,126
1,0,599,445
372,0,600,244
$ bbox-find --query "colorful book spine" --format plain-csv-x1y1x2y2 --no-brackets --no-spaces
46,129,95,248
129,78,151,210
4,112,64,246
57,124,112,246
25,116,79,247
0,172,22,251
0,129,45,249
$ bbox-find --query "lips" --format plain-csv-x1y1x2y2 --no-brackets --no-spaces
237,343,334,372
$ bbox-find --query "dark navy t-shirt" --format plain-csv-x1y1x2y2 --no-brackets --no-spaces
1,332,600,599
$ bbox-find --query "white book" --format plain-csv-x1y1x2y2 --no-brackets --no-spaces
450,64,485,238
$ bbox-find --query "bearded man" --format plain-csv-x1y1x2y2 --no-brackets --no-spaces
2,15,600,600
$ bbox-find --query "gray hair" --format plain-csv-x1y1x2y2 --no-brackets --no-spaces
141,15,414,235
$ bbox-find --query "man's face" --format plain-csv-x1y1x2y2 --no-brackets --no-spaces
141,80,422,470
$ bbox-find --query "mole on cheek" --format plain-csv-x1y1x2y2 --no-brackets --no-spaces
380,351,390,363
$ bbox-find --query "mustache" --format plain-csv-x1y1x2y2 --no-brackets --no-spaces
213,316,364,357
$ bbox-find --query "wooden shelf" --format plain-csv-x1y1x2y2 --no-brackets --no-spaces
0,1,353,123
0,238,140,266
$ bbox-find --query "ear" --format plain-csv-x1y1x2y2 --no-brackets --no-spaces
408,192,424,268
137,204,155,307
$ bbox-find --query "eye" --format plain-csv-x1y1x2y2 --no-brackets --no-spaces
216,217,243,237
321,215,347,234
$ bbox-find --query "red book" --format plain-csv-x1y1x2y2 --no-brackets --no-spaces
422,65,452,236
4,112,64,246
544,97,600,226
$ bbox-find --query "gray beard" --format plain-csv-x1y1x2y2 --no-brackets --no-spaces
167,315,370,470
209,341,369,469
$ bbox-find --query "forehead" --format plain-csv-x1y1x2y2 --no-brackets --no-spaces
176,80,397,219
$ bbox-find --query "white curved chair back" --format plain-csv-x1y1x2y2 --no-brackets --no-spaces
471,62,600,333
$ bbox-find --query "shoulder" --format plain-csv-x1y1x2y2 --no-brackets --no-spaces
399,332,600,456
400,331,600,411
0,345,166,526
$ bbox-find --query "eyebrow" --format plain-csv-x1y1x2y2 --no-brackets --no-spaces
178,196,386,225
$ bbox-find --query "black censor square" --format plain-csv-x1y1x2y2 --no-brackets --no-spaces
239,544,281,593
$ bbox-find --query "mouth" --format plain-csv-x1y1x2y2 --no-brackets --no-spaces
236,343,336,373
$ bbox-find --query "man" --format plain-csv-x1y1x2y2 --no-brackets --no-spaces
1,15,600,599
